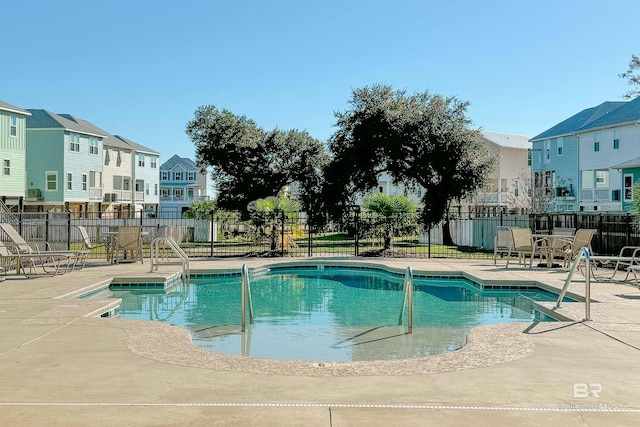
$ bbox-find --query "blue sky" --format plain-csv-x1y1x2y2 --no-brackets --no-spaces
1,0,638,165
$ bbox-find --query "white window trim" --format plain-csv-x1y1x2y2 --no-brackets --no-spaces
67,172,73,191
82,173,88,191
46,171,58,191
2,159,10,175
9,116,17,137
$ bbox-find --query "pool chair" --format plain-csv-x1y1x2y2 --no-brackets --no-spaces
0,240,73,276
588,246,640,281
561,229,596,268
112,226,144,264
0,223,85,271
505,227,546,269
493,226,513,265
76,225,110,265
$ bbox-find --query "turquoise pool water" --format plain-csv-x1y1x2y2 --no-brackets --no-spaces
110,267,564,362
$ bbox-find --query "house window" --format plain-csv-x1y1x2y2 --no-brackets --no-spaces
594,132,600,152
145,183,150,196
544,140,550,164
46,172,58,191
581,170,594,189
67,172,73,191
116,149,122,166
174,189,183,199
557,137,563,156
613,129,620,149
527,149,532,166
138,154,145,167
82,174,87,191
161,171,168,181
90,171,101,188
123,177,131,191
154,183,158,195
10,116,17,137
174,172,182,181
89,138,99,155
595,170,608,188
187,188,194,199
113,176,122,190
151,157,157,168
624,174,634,201
2,159,9,175
161,188,170,199
187,172,196,181
104,148,110,165
70,133,80,152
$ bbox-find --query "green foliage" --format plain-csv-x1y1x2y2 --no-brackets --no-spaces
620,54,640,99
247,194,301,251
184,199,217,220
361,193,418,250
633,180,640,214
186,105,328,214
322,84,495,228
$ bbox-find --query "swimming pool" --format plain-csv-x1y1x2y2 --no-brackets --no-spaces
109,266,566,362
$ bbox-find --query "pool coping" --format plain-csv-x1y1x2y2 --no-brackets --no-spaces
74,259,586,377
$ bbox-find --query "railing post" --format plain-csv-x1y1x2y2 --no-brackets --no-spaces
67,210,72,250
354,207,360,257
45,210,50,243
210,210,215,258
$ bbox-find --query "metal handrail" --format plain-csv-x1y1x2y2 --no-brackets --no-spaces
555,246,591,321
241,264,254,332
398,266,413,333
149,236,190,280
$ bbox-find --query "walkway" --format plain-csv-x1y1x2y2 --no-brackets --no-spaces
1,258,639,426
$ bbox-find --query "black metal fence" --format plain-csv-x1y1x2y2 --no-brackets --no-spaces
2,209,640,260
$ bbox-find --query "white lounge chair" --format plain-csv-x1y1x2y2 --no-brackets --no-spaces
0,240,73,276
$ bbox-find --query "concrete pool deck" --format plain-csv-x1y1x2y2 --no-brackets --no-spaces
1,257,640,426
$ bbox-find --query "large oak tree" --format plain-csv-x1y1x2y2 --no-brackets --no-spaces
186,105,328,213
322,84,495,228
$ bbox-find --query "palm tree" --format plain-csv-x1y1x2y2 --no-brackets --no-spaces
362,193,418,250
248,195,301,251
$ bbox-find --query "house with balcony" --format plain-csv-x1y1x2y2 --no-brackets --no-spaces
25,110,107,214
113,135,160,215
159,154,208,217
531,97,640,212
101,133,135,216
0,101,31,210
364,131,530,214
468,131,531,213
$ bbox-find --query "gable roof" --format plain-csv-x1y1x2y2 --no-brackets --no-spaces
160,154,198,171
0,100,31,116
612,155,640,170
26,110,108,138
114,135,160,155
102,133,130,149
531,101,626,141
577,96,640,132
481,131,530,149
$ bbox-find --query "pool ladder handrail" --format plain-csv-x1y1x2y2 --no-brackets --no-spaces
149,235,190,280
555,246,591,321
399,266,413,333
241,264,255,332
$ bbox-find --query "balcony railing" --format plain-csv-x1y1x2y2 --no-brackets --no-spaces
160,195,210,203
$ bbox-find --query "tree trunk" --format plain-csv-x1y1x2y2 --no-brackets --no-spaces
442,220,454,246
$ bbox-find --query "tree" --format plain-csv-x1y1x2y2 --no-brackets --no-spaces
247,194,301,251
322,84,495,228
361,193,418,250
184,199,217,220
620,54,640,99
186,106,328,214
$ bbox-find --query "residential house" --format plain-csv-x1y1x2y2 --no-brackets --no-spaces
159,154,208,217
113,135,160,215
612,156,640,212
101,133,135,216
470,131,531,213
365,131,530,214
0,101,30,209
25,110,107,214
531,97,640,212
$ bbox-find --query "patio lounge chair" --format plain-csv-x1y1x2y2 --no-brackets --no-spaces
0,240,73,276
113,226,144,264
493,226,513,265
588,246,640,281
0,223,85,271
561,229,596,268
506,228,546,269
76,225,110,265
